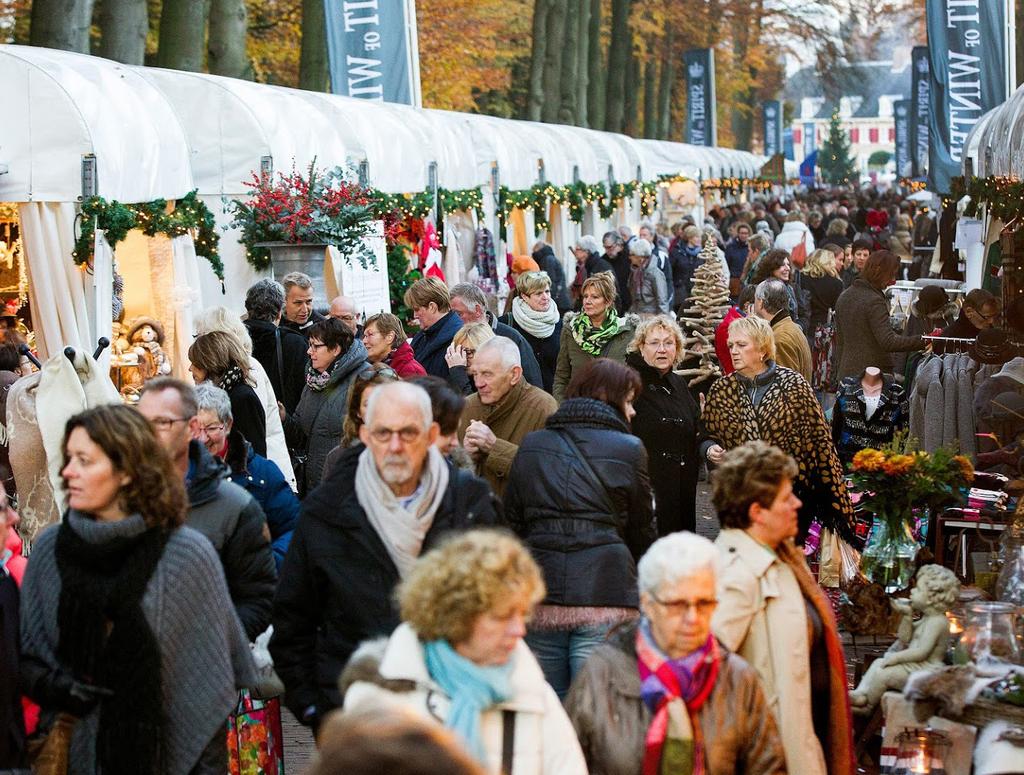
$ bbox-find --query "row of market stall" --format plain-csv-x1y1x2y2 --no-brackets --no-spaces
0,43,796,370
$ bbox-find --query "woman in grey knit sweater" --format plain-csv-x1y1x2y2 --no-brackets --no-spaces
20,405,254,775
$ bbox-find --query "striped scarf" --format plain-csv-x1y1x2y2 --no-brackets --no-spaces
636,620,720,775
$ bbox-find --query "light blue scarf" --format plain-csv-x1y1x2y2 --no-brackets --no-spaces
423,638,514,763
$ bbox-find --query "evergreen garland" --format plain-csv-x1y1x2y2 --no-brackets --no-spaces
949,175,1024,221
73,191,224,281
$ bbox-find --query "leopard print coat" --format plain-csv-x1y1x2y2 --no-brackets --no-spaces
703,365,856,543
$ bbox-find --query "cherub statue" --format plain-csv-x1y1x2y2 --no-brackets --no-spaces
849,564,960,714
128,317,172,381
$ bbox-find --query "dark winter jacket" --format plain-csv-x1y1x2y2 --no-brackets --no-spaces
224,429,300,571
186,440,277,641
487,312,544,389
384,341,426,379
626,352,706,535
269,446,500,724
606,252,633,313
503,398,655,609
670,242,702,303
410,310,463,379
287,340,369,494
533,245,572,315
833,279,923,380
281,310,327,340
245,318,309,414
0,560,24,768
499,314,563,394
223,379,267,458
724,237,750,279
802,272,844,332
832,375,909,465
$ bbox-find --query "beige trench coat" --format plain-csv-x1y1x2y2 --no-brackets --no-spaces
712,529,827,775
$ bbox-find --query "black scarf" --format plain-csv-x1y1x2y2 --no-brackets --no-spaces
55,513,170,774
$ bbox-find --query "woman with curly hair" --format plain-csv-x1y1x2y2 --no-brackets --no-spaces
341,530,587,774
20,405,253,773
710,441,853,775
750,249,803,327
189,329,268,458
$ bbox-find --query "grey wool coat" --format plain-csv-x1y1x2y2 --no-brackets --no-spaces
833,279,923,381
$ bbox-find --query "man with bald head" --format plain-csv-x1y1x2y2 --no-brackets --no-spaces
329,295,363,338
271,381,498,732
458,337,557,497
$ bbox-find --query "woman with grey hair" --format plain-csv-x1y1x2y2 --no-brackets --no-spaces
570,235,614,308
627,238,669,316
566,532,786,775
710,441,853,775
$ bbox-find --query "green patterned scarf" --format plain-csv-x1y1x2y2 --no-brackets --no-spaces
571,309,621,357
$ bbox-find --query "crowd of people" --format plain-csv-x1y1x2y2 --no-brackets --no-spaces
0,186,980,775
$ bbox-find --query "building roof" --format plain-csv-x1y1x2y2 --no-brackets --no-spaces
784,60,910,120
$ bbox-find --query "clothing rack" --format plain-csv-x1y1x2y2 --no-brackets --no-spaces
18,337,110,370
921,335,976,343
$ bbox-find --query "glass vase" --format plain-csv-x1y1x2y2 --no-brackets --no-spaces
996,545,1024,606
956,601,1022,668
860,516,919,593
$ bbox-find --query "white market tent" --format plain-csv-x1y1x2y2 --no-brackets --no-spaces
0,43,786,356
962,81,1024,177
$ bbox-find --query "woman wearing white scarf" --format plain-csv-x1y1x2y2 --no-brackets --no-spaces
500,271,563,394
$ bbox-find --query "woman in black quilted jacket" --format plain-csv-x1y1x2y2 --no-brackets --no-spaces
503,357,656,699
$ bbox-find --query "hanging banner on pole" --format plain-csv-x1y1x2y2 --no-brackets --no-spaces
324,0,422,106
894,99,912,178
803,122,816,158
684,49,716,146
925,0,1008,192
910,46,930,179
762,101,783,157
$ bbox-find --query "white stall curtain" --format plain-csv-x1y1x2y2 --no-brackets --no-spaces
19,202,92,359
171,234,203,380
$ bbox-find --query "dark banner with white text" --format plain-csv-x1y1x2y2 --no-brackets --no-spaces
762,101,783,158
894,100,912,179
685,49,717,146
910,46,930,179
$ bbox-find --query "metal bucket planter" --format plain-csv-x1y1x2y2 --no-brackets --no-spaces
258,242,331,308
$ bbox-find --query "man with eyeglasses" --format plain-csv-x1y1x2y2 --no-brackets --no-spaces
137,377,276,641
328,294,363,338
271,381,498,735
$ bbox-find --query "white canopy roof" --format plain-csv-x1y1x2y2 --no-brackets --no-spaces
0,45,193,202
962,81,1024,178
1,44,787,203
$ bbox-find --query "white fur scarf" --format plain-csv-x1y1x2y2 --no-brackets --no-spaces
511,296,559,339
354,445,450,578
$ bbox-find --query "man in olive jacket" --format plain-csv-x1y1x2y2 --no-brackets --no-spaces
458,337,558,499
755,279,812,382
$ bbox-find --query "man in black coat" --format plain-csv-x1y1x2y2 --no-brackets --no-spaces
138,379,277,641
270,382,499,732
280,271,327,339
243,278,309,414
531,243,572,315
601,231,632,313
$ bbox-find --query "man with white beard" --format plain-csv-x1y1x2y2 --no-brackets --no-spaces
270,381,499,734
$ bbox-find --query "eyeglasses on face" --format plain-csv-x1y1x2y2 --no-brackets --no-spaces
357,364,398,380
149,417,189,431
197,424,226,437
650,593,718,616
368,426,423,444
308,341,328,351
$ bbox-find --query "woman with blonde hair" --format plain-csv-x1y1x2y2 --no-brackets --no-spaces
342,530,587,774
194,306,296,489
189,330,268,457
445,322,496,396
499,270,562,393
801,249,845,394
701,316,854,545
626,314,706,534
553,272,637,403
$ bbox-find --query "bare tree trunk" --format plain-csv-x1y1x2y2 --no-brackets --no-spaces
30,0,93,51
604,0,631,132
298,0,329,91
587,0,605,130
575,0,590,127
643,59,657,138
657,25,675,139
208,0,250,77
156,0,208,70
557,0,580,124
541,0,567,123
97,0,147,63
527,0,550,121
623,46,640,137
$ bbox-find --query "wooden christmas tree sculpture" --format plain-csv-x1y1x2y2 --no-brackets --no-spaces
677,235,730,385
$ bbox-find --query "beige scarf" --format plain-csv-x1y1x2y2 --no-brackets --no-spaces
354,445,450,578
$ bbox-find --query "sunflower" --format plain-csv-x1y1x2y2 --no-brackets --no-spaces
952,455,974,484
852,448,885,472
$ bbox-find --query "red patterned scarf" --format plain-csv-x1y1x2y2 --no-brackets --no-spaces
636,621,720,775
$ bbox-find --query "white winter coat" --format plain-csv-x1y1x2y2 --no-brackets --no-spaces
343,623,588,775
248,357,296,491
773,220,816,256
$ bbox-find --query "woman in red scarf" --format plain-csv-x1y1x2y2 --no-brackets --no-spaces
565,532,785,775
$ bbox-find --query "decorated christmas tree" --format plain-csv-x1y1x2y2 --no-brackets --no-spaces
818,111,857,185
677,235,730,385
